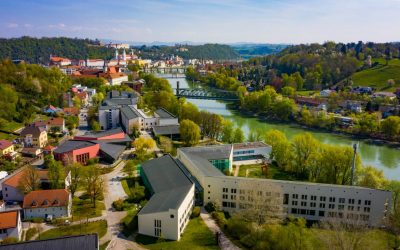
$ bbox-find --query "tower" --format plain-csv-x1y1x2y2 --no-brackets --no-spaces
122,49,126,61
115,49,119,60
103,59,108,72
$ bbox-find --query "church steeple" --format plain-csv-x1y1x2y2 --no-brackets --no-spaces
115,49,119,60
122,49,126,61
103,59,108,72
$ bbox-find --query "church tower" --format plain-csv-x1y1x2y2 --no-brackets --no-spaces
122,49,127,61
115,49,119,60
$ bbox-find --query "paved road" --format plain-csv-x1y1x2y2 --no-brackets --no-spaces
76,107,89,136
102,159,146,250
200,207,240,250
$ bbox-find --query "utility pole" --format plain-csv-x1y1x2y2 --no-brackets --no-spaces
351,143,358,185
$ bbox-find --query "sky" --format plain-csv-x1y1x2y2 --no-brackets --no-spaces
0,0,399,44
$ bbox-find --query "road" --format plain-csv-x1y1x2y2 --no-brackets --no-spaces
75,107,89,136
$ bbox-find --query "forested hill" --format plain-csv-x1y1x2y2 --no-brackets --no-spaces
0,36,114,64
241,41,400,90
135,43,239,60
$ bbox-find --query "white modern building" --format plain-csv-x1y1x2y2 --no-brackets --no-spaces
176,144,392,227
138,155,194,240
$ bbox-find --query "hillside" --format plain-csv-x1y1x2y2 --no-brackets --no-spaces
231,44,288,59
0,36,115,64
351,59,400,91
135,44,239,60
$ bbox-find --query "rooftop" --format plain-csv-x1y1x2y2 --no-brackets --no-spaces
0,234,98,250
20,126,45,137
152,125,180,136
233,141,270,150
0,140,13,150
23,189,70,209
121,106,141,120
54,140,97,154
154,108,176,119
0,211,18,230
138,155,193,215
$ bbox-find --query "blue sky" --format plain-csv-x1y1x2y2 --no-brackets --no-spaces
0,0,399,43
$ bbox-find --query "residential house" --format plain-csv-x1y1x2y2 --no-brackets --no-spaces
0,234,99,250
1,168,70,202
20,126,48,148
320,89,335,97
372,92,397,100
75,92,89,107
0,211,22,241
50,56,71,67
0,200,4,211
20,147,42,158
23,189,71,220
63,107,80,116
43,105,61,115
0,140,15,157
99,67,129,86
32,117,65,133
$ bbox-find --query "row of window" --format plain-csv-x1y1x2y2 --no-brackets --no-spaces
291,194,371,206
233,150,255,155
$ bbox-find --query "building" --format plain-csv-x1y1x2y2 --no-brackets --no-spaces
372,91,397,100
20,126,48,148
0,234,99,250
63,107,80,116
232,142,271,162
106,43,130,49
1,168,70,202
138,155,194,240
43,105,62,115
0,210,22,241
176,144,392,227
32,117,65,133
23,189,71,220
75,92,89,107
50,56,71,67
99,67,129,86
54,128,131,164
0,140,15,157
98,91,139,130
120,106,179,134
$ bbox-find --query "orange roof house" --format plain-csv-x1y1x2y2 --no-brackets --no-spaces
23,189,70,209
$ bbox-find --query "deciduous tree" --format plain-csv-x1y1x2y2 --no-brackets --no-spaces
180,119,201,146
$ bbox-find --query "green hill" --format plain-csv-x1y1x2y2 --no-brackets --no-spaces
351,59,400,91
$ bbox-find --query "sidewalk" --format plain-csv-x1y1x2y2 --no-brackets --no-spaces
200,207,241,250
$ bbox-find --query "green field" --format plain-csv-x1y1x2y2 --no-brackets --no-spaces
237,164,301,181
39,220,107,240
72,197,105,221
136,217,219,250
351,58,400,91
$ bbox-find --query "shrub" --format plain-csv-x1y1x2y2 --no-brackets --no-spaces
1,237,18,244
211,211,226,227
113,199,125,211
25,227,38,241
191,206,201,218
205,202,217,213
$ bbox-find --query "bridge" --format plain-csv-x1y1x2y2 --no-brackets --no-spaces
143,67,187,74
175,81,239,101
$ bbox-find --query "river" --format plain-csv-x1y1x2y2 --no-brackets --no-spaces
162,75,400,180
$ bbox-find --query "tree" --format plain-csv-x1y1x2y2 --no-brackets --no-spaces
65,115,79,134
264,130,292,170
299,106,314,127
358,166,388,189
18,166,40,194
354,112,380,135
90,120,101,132
159,136,174,154
281,86,296,97
387,79,395,87
91,93,104,106
381,116,400,139
123,160,138,177
48,159,65,189
291,133,319,178
133,136,156,161
233,127,245,143
83,166,104,208
67,163,82,198
221,120,234,143
180,119,201,146
72,96,81,109
273,97,296,121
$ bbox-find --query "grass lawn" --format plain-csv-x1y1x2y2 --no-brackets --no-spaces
0,132,18,140
39,220,107,240
136,217,219,250
121,209,139,236
121,177,135,196
99,241,110,250
1,120,23,132
72,197,105,221
296,90,316,97
351,58,400,91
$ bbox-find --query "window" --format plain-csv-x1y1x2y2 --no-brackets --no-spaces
319,203,325,208
239,189,245,194
223,194,228,199
231,195,236,200
301,201,307,207
348,198,355,204
339,198,345,203
292,200,298,206
348,206,354,211
320,196,326,202
364,207,371,213
358,199,362,205
257,191,263,196
231,189,237,194
154,219,162,237
338,205,345,210
310,202,316,208
292,194,298,199
223,188,228,193
283,194,289,205
319,211,325,217
291,208,298,214
311,195,317,201
301,195,308,200
329,197,336,203
365,200,371,206
329,204,335,209
170,214,174,218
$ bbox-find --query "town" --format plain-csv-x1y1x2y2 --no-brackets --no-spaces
0,1,400,250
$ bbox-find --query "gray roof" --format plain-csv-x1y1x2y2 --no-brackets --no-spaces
54,140,96,154
152,125,180,135
81,128,125,139
138,155,193,215
99,105,119,110
154,108,176,119
121,106,141,120
0,234,98,250
178,145,231,178
96,141,126,161
104,98,136,106
20,126,45,137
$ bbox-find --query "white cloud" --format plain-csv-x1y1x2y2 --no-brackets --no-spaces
7,23,18,28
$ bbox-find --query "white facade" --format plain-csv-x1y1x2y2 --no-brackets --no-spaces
108,75,129,86
24,204,71,220
99,107,120,130
138,185,194,240
85,59,104,68
158,117,179,126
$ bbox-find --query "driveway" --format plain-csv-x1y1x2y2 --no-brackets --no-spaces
76,108,89,136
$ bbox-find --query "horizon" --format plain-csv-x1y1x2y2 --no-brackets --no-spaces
0,0,399,44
